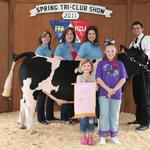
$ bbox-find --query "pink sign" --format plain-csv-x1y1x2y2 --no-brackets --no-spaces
74,82,96,118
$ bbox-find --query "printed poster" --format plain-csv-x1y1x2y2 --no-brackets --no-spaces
74,82,96,118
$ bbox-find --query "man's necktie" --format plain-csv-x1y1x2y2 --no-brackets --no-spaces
134,37,138,44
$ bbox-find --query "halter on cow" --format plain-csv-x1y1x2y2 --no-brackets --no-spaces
118,45,150,76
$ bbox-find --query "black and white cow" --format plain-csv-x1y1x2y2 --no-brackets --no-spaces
118,44,150,76
2,52,100,134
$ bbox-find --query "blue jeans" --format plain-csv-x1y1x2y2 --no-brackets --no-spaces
98,96,121,137
80,117,95,133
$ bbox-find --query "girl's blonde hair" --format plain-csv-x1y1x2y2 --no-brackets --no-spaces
78,58,94,74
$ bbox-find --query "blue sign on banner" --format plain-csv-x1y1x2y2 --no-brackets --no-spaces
50,20,71,42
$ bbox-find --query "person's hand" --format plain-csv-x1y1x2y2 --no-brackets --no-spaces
56,99,74,106
108,88,115,96
107,93,111,98
107,88,116,98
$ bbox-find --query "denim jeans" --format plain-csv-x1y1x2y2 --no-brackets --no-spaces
80,117,95,133
98,96,121,137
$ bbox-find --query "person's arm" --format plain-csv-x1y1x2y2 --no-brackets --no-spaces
54,56,64,60
97,77,114,96
76,75,82,83
76,43,86,60
35,47,44,56
54,44,64,59
142,36,150,59
113,62,128,92
113,78,126,93
75,55,84,61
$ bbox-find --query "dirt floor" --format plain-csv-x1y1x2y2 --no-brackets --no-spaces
0,111,150,150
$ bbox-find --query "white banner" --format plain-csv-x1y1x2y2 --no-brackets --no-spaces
74,82,96,118
30,3,112,18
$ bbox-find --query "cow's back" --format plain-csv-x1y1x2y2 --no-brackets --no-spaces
19,57,52,89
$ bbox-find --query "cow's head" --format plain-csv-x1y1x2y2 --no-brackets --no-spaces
118,45,150,77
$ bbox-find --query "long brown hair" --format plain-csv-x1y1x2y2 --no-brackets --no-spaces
61,27,76,43
82,25,99,44
39,31,51,49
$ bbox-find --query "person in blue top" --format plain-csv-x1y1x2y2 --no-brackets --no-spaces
54,27,80,60
76,25,103,122
35,31,58,124
36,31,53,57
54,27,80,124
76,25,103,60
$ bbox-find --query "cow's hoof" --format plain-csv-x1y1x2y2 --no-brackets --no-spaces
31,130,37,134
19,125,26,129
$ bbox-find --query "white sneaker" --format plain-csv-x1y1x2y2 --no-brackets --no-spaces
111,137,121,145
99,137,106,144
61,120,71,125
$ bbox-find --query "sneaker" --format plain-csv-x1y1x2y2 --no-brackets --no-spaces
111,137,121,145
88,137,94,145
39,121,48,125
99,137,106,145
61,120,71,125
80,136,88,145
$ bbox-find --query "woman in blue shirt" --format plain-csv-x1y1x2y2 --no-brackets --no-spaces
54,27,80,124
54,27,80,60
35,31,58,124
76,25,103,60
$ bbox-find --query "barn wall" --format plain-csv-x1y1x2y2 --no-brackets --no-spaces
1,0,150,113
0,0,10,112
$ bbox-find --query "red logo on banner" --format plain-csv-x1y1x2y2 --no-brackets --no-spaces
71,21,92,43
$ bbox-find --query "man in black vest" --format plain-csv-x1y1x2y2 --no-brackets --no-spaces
127,21,150,131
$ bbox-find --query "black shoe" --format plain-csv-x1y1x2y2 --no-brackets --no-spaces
39,121,48,125
53,117,60,120
47,117,60,121
46,117,60,123
127,120,140,125
136,125,149,131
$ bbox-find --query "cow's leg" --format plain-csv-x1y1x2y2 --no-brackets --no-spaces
21,78,37,134
25,98,37,134
18,98,26,129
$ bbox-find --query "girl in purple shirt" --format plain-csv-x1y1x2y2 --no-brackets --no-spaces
96,39,127,145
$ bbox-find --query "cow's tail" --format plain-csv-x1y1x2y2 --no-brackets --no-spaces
2,52,35,97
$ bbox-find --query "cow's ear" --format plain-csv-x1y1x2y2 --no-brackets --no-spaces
92,60,96,63
12,52,17,61
120,44,127,52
